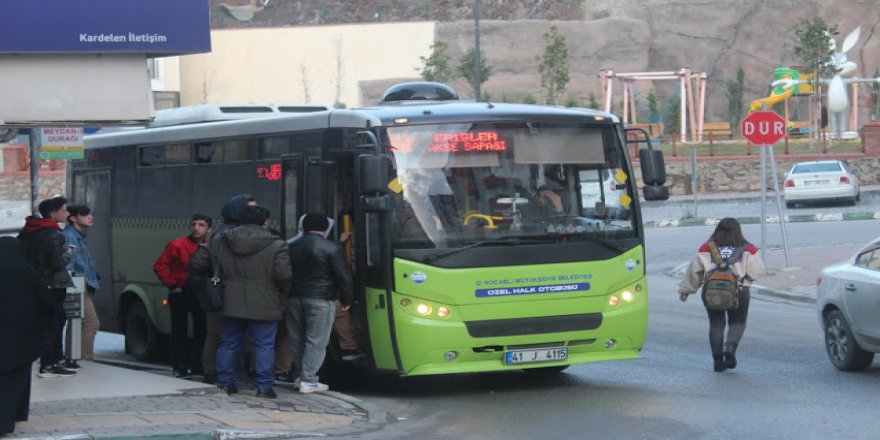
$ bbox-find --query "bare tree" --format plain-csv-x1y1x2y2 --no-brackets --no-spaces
333,35,345,108
299,62,311,103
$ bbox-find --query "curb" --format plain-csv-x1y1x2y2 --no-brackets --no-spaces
644,211,880,228
750,283,816,304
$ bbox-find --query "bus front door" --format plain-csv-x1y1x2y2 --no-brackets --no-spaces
70,169,116,331
280,155,304,239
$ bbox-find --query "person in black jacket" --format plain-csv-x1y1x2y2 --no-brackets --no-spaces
286,213,353,394
0,237,53,435
18,196,76,378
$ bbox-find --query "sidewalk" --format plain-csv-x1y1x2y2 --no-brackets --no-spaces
746,244,861,304
7,361,379,439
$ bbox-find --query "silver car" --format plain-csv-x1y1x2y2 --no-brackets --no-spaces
817,239,880,371
783,160,860,208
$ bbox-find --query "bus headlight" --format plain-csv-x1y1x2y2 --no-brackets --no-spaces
608,295,620,306
621,291,634,302
437,306,451,318
416,303,432,315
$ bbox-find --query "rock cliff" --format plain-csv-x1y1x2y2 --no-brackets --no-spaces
212,0,880,121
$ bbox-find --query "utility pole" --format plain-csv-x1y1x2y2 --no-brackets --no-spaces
474,0,481,102
29,128,41,216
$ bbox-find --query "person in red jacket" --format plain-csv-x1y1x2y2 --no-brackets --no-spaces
154,214,213,379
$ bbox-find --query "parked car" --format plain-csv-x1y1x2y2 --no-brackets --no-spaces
579,168,622,211
816,238,880,371
783,160,859,208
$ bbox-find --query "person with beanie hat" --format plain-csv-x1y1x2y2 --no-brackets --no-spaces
190,205,291,398
189,194,257,384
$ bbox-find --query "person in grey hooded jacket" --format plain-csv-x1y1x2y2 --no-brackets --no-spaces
191,205,292,398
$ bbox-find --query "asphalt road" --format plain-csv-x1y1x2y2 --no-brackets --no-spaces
89,220,880,439
337,221,880,440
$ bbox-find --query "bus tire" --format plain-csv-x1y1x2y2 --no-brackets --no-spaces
125,301,163,362
523,365,569,375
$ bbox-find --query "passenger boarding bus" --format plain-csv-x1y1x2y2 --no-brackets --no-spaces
72,82,669,375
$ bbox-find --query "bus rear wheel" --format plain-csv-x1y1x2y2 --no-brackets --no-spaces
125,301,163,362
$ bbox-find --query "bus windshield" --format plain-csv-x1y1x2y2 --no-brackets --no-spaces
386,121,636,251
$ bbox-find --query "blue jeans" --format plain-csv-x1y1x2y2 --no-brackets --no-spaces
216,316,277,392
285,298,335,383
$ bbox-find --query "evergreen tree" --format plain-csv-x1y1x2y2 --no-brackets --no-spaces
792,17,837,142
646,89,660,123
663,92,682,137
537,26,570,105
588,92,600,109
726,67,745,133
458,48,493,98
417,42,454,83
793,17,838,80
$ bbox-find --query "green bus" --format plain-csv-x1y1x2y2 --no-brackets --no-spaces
73,82,668,375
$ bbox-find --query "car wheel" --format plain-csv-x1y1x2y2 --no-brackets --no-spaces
824,310,874,371
125,301,163,362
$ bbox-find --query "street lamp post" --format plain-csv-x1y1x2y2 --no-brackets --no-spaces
474,0,481,102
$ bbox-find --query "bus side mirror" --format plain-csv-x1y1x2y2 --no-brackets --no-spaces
359,154,389,195
639,148,669,201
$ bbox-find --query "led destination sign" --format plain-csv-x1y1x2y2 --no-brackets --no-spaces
389,129,512,154
429,131,509,152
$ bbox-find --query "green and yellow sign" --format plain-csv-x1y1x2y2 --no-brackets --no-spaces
40,127,84,160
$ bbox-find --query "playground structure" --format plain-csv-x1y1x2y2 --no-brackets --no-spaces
749,67,816,136
599,68,708,142
771,26,880,139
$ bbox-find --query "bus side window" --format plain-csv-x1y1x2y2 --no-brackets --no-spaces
196,143,214,163
140,146,164,166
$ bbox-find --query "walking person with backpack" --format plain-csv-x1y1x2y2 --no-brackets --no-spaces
678,218,764,372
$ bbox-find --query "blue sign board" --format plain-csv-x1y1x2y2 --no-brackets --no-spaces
0,0,210,56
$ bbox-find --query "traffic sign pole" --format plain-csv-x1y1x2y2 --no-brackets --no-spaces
742,109,791,269
767,144,791,267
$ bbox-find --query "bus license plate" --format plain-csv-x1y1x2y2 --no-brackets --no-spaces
504,347,568,365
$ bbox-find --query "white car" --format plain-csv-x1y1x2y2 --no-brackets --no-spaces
817,238,880,371
579,168,623,211
783,160,859,208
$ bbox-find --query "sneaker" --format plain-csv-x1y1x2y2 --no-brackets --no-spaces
38,364,77,378
341,349,366,362
256,388,277,399
275,371,294,383
298,381,329,394
172,368,192,379
218,384,238,395
63,359,82,370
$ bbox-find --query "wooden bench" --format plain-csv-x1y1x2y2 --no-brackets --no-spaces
702,122,733,139
626,123,663,137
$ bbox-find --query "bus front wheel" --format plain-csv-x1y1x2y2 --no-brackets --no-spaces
125,301,163,362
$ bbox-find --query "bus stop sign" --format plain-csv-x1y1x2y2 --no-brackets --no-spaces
741,111,786,145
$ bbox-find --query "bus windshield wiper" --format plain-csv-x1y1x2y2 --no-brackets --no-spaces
591,238,628,253
423,238,522,264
